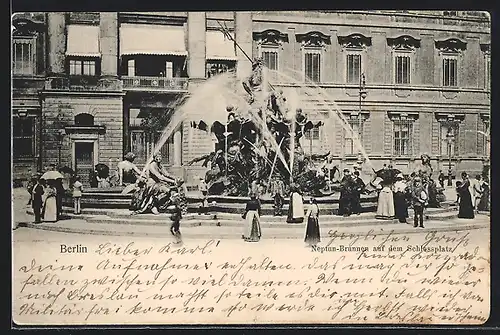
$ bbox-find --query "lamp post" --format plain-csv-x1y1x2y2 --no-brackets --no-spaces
56,129,65,167
358,73,367,155
446,130,455,187
55,112,66,168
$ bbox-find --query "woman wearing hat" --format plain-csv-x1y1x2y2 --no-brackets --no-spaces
457,172,474,219
242,193,262,242
393,173,409,223
304,197,321,247
42,179,58,223
478,176,490,212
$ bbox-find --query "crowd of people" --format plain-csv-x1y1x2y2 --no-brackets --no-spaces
21,149,489,246
24,164,82,226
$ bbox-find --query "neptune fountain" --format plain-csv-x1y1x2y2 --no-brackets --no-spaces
186,57,331,197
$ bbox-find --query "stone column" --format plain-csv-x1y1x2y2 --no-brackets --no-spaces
99,12,119,79
234,12,253,80
187,12,206,81
47,13,66,76
174,127,182,166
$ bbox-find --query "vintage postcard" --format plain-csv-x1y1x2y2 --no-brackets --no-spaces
11,10,491,326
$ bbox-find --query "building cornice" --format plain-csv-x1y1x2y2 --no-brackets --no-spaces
435,38,467,52
253,29,289,46
252,14,489,35
39,90,126,97
387,35,421,50
338,33,372,49
118,13,187,26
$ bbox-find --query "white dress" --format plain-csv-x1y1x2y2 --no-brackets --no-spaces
287,192,305,223
376,186,395,219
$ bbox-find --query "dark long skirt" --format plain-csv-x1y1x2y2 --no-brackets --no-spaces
478,186,490,211
393,192,409,223
458,190,475,219
338,192,352,216
304,216,320,246
351,193,361,214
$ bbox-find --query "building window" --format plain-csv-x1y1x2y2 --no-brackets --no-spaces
346,53,362,84
68,58,98,76
304,125,320,141
127,59,135,77
479,119,489,157
393,119,413,156
165,61,173,78
485,55,490,90
442,55,458,87
74,113,94,126
130,130,147,161
343,120,363,155
129,130,173,164
394,53,411,84
440,124,460,157
262,49,278,71
12,38,35,76
129,109,174,165
13,117,35,159
303,123,322,155
304,50,321,83
206,61,236,78
260,47,279,82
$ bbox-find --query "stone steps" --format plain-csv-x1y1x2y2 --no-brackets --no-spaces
20,217,490,239
33,205,459,229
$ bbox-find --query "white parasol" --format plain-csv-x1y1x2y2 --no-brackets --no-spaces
40,170,64,180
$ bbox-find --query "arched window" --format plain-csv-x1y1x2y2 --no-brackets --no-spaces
74,113,94,126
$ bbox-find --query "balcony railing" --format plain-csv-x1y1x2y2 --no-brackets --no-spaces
122,76,189,92
44,76,123,91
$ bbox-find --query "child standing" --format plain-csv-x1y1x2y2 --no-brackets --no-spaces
168,199,183,244
411,177,427,228
72,176,83,215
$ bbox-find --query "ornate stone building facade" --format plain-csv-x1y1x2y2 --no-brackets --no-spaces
12,11,490,186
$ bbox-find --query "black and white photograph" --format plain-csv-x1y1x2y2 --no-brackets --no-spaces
12,10,490,325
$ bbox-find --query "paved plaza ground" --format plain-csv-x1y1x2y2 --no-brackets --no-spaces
11,186,489,239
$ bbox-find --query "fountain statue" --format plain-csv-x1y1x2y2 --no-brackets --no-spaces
413,153,441,208
186,57,331,197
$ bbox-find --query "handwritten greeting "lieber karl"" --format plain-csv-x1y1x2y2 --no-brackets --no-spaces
13,229,489,325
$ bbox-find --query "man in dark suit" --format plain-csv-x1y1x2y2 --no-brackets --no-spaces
338,169,353,217
32,175,44,224
351,171,366,215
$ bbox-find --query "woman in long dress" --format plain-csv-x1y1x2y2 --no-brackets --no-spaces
393,174,409,223
287,185,304,223
457,172,475,219
42,179,58,222
304,197,320,246
376,180,395,220
478,178,490,212
242,194,262,242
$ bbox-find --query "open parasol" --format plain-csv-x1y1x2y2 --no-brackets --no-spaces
40,170,64,180
95,163,110,179
58,166,75,175
374,168,402,184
